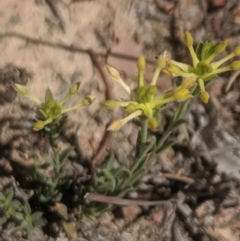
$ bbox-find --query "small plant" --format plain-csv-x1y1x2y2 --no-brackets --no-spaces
0,188,46,235
82,32,240,218
10,82,95,237
5,31,240,237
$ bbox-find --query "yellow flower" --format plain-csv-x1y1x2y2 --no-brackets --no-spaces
165,31,240,103
102,53,194,131
12,82,95,131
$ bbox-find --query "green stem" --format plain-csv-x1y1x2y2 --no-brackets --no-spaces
140,117,148,144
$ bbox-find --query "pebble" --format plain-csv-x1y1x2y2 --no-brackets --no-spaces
121,205,142,221
151,209,164,223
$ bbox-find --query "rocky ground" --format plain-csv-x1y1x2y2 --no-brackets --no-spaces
1,0,240,240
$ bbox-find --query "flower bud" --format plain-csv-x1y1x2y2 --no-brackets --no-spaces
107,120,122,131
138,86,146,99
233,46,240,56
126,103,137,113
149,117,158,129
33,120,45,131
231,61,240,70
12,84,29,95
81,96,96,106
148,85,157,95
137,55,146,72
214,39,228,54
69,82,80,95
174,88,192,101
101,100,118,108
184,31,193,47
106,65,121,81
143,108,152,118
156,51,168,69
200,91,210,104
181,77,196,88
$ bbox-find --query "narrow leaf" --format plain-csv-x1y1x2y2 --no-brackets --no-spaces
59,146,74,163
0,192,6,201
105,154,115,171
43,156,55,166
23,201,31,214
11,200,22,210
170,100,189,124
113,167,132,178
156,140,176,153
14,212,24,221
45,88,54,102
156,119,186,151
31,212,44,223
6,188,14,205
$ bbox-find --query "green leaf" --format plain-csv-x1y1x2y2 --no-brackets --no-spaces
31,212,46,227
40,195,49,203
59,146,74,163
31,211,43,221
131,140,155,174
156,140,176,153
25,221,34,234
110,178,116,193
14,212,24,221
57,115,68,135
11,200,22,210
196,41,217,61
0,217,7,225
105,154,115,171
156,119,187,151
167,119,187,134
33,217,47,227
113,167,132,178
0,192,6,202
8,223,25,233
45,88,54,102
170,100,189,125
102,169,113,179
23,201,31,214
43,156,55,166
97,176,105,184
6,188,14,205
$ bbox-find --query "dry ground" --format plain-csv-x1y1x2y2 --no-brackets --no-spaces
1,0,240,240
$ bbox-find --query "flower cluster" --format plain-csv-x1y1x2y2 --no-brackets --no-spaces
165,31,240,103
12,82,95,131
101,52,195,131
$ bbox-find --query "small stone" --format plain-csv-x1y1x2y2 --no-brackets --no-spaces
115,149,129,166
121,205,142,221
195,200,215,218
151,174,169,185
127,191,138,199
128,130,138,145
210,0,225,8
151,209,164,223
